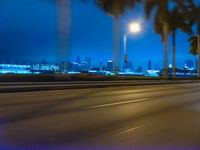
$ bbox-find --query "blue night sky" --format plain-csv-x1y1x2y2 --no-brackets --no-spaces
0,0,197,69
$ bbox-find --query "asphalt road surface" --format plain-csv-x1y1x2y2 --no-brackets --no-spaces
1,82,200,150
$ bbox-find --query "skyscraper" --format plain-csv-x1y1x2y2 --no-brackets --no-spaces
76,56,81,64
107,60,113,72
85,57,91,69
137,66,143,73
124,61,133,72
148,60,152,70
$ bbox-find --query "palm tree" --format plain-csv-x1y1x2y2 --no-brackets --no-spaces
168,7,192,78
184,0,200,77
96,0,141,73
145,0,177,79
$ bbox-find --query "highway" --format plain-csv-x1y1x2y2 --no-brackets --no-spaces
1,82,200,150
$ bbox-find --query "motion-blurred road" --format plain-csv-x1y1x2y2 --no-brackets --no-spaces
1,82,200,150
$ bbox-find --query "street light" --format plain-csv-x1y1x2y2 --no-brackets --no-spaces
129,22,141,33
124,22,141,68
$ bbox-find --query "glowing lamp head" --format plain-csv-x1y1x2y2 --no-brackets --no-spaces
129,22,141,33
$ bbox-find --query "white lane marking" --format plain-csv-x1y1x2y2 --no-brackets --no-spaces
119,121,151,135
83,98,151,110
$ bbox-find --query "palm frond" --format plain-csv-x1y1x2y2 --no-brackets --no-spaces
188,35,198,55
96,0,141,17
144,0,159,20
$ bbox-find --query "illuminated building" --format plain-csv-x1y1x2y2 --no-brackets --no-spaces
32,64,59,71
85,57,91,69
106,60,113,72
137,66,143,73
124,61,133,72
148,60,152,70
0,64,31,74
184,60,194,70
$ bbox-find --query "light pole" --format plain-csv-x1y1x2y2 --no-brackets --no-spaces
124,22,141,69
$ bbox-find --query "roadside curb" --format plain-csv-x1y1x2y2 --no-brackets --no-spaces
0,81,198,93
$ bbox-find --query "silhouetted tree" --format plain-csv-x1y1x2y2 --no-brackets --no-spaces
96,0,141,73
189,35,198,55
185,0,200,77
145,0,173,78
168,7,191,77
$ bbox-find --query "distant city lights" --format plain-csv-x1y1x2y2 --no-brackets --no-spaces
0,57,197,77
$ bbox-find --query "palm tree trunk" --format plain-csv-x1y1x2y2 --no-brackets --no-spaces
113,16,121,73
162,22,169,79
172,32,176,78
198,34,200,78
112,0,121,74
57,0,71,62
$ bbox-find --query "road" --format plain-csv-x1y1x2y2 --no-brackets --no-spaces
1,82,200,150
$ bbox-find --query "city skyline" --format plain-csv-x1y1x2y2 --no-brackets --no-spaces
0,55,196,72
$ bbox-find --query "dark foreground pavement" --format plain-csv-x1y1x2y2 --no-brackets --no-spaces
1,82,200,149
